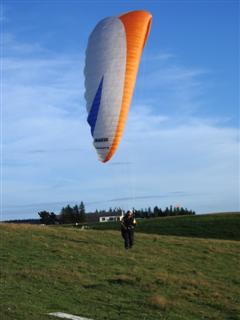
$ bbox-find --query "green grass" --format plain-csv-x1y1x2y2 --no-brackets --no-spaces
91,213,240,241
1,220,240,320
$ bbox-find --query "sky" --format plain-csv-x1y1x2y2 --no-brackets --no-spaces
1,0,239,220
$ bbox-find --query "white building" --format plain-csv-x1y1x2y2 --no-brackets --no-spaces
99,212,124,223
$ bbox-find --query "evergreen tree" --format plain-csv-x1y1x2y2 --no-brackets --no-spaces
73,205,80,223
38,211,57,225
38,211,50,224
153,206,159,217
165,207,169,216
175,206,180,215
79,201,86,222
59,205,74,224
158,208,163,217
49,212,57,224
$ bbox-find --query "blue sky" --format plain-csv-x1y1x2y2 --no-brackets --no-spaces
1,0,239,220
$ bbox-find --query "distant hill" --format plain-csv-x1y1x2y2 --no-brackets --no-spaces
91,212,240,241
2,219,41,224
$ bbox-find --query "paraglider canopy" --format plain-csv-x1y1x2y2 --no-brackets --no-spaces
84,10,152,162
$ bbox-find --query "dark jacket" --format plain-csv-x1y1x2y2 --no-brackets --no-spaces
121,215,136,231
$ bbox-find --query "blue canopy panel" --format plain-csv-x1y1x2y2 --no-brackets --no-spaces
87,77,104,136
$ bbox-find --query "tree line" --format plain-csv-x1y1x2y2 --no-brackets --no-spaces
38,202,195,225
38,201,86,225
133,205,195,218
93,205,195,218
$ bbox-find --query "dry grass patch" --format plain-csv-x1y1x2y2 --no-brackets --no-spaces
147,295,170,311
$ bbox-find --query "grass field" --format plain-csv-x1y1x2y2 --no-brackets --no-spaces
91,213,240,241
0,213,240,320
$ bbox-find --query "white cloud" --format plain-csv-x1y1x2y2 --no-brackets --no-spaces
142,52,175,62
2,35,239,220
119,108,239,210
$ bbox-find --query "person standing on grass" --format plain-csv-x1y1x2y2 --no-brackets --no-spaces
121,211,136,249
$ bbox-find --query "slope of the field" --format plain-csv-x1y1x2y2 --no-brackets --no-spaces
91,213,240,241
0,223,240,320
